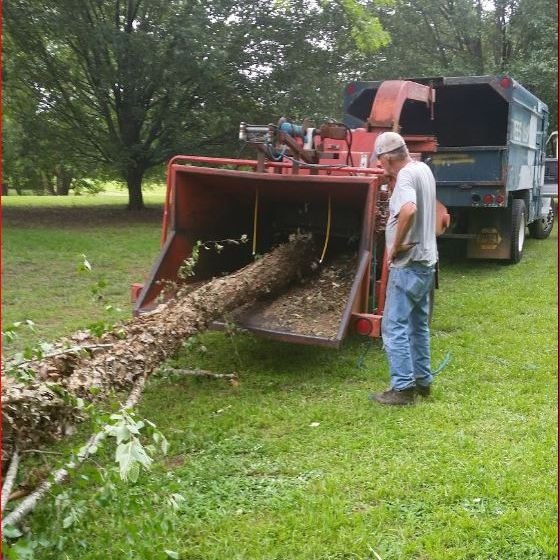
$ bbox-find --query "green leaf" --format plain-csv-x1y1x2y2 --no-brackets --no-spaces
2,525,23,539
130,439,153,468
115,441,136,481
5,539,36,560
80,254,92,271
127,461,140,483
106,423,130,445
2,330,16,342
165,551,179,559
114,437,152,481
161,435,169,455
133,420,145,432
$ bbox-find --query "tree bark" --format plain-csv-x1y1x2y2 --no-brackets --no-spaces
125,165,145,210
55,165,73,196
2,235,316,461
41,172,55,195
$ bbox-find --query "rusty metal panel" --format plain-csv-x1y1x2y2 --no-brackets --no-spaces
367,80,434,130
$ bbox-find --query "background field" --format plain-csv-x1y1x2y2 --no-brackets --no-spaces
2,196,558,559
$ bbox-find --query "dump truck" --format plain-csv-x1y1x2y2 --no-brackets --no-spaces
344,75,555,263
132,75,553,348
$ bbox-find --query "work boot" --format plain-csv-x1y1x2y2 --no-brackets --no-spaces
369,387,415,406
415,384,431,397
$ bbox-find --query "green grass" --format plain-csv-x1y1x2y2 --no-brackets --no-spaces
2,197,557,559
2,194,165,350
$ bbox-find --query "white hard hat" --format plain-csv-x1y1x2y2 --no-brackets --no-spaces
374,131,406,156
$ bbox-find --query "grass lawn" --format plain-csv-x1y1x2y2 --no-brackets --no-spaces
1,195,558,559
2,193,165,351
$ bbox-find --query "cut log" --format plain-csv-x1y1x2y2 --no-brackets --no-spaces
66,234,315,395
2,235,315,461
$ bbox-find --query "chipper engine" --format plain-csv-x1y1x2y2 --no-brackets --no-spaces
132,80,449,348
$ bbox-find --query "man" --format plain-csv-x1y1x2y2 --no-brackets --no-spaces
370,131,438,406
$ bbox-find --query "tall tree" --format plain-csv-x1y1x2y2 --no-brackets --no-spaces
3,1,251,208
219,0,390,123
3,0,390,209
507,0,558,126
359,0,557,123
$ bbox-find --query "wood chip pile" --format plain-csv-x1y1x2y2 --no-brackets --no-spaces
231,253,358,338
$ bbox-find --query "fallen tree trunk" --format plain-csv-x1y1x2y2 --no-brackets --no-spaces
2,235,315,461
68,233,315,394
1,449,20,511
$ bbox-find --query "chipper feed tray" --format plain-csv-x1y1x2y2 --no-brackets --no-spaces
134,164,380,348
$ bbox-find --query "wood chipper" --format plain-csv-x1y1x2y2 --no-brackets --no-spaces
132,79,450,348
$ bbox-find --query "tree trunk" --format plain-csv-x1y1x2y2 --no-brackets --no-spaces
55,166,73,196
126,165,145,210
41,172,55,195
2,235,315,461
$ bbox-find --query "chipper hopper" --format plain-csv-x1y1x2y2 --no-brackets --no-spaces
133,79,448,348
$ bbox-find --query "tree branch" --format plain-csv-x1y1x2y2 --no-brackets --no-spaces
1,373,148,529
1,449,20,512
165,368,238,382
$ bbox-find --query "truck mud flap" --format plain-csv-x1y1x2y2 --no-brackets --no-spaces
466,206,512,260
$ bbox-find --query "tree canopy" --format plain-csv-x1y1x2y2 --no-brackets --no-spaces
3,0,557,207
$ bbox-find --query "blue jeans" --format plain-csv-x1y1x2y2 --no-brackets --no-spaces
381,263,435,391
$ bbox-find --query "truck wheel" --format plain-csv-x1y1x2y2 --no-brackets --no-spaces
528,207,554,239
510,199,526,264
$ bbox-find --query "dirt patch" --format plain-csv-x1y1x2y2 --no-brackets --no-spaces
2,204,164,229
162,454,187,470
230,253,358,339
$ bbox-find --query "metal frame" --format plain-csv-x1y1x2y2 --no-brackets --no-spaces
134,78,445,347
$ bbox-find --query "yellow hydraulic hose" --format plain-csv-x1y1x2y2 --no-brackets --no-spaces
252,189,259,255
319,193,332,264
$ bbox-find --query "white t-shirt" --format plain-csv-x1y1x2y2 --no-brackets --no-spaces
385,161,438,268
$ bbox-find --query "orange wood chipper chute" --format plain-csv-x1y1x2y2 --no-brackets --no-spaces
132,80,449,348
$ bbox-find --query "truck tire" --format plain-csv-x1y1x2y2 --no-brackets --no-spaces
528,207,554,239
510,199,526,264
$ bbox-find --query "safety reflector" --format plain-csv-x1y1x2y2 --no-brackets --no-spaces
355,318,373,336
500,77,512,89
